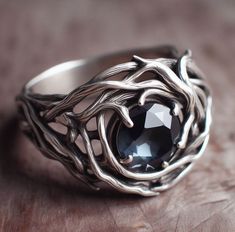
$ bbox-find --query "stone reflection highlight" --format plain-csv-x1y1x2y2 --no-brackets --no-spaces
116,103,181,173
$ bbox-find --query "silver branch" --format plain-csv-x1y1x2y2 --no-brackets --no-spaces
17,50,212,196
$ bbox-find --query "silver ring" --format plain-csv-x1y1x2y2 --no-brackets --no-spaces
17,46,212,196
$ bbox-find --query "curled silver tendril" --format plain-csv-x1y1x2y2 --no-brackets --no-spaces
17,50,212,196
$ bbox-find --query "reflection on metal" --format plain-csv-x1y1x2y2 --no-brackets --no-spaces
17,46,212,196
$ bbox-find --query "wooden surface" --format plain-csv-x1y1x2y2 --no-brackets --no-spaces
0,0,235,231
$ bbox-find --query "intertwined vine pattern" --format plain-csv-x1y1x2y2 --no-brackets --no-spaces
18,50,212,196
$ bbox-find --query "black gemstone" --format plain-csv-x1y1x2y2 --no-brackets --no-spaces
116,103,181,173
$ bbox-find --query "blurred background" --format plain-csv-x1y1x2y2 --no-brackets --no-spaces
0,0,235,114
0,0,235,231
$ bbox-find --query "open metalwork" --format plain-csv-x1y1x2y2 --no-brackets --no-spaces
17,46,212,196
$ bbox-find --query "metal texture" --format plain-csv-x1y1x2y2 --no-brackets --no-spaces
17,46,212,196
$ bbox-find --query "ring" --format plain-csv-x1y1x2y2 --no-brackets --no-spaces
17,46,212,196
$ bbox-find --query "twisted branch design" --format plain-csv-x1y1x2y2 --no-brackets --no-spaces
18,50,212,196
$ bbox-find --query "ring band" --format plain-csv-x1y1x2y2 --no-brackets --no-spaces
17,46,212,196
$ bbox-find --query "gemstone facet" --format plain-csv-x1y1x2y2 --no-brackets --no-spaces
116,103,181,173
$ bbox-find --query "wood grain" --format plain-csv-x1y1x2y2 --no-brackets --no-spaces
0,0,235,231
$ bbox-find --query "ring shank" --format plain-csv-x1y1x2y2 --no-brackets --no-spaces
24,46,178,95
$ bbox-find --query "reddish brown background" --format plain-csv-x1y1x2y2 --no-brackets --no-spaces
0,0,235,231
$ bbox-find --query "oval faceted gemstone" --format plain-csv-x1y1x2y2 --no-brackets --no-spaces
116,103,181,173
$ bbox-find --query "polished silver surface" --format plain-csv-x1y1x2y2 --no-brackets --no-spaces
17,46,212,196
